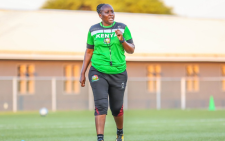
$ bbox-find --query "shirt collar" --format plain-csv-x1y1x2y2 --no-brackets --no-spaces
100,21,116,28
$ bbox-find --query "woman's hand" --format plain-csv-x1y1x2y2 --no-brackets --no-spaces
115,29,135,54
80,48,94,87
115,29,123,41
80,73,86,87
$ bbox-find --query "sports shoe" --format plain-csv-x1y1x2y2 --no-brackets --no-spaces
116,134,124,141
98,138,103,141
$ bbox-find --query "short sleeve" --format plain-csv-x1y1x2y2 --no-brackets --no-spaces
123,26,133,44
87,31,94,49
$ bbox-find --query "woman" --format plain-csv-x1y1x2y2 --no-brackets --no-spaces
80,3,135,141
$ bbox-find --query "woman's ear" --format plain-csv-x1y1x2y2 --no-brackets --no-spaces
98,13,102,19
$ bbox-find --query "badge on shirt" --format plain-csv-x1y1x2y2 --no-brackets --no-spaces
104,38,110,44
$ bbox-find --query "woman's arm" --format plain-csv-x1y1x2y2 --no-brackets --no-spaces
115,29,135,54
121,41,135,54
80,48,94,87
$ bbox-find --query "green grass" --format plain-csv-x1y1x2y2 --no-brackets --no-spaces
0,110,225,141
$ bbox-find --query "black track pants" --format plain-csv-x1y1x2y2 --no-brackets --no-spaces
88,66,127,116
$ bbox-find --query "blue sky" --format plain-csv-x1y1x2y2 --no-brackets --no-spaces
0,0,225,19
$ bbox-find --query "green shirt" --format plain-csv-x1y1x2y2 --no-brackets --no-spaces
87,21,133,74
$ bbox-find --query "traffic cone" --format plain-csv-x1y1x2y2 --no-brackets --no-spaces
209,96,216,111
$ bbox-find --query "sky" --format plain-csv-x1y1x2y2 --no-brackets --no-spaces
0,0,225,19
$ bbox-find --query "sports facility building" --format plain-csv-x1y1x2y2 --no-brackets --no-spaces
0,10,225,111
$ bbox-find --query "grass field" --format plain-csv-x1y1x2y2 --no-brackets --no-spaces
0,110,225,141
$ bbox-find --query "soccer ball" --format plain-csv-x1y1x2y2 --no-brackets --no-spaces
39,108,48,116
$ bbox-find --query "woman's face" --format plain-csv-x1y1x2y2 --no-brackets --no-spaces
99,5,115,25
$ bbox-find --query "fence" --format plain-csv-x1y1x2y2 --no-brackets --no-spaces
0,77,225,112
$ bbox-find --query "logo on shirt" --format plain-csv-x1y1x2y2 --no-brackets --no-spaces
92,75,99,82
104,38,110,44
96,33,117,38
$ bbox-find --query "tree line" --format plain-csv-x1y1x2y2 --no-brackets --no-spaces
42,0,173,15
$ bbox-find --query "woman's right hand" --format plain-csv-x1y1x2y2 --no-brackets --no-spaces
79,48,94,87
80,74,86,87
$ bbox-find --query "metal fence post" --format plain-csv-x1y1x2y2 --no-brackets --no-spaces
88,81,94,110
52,78,56,111
12,77,17,112
124,81,128,110
156,78,161,110
181,77,186,110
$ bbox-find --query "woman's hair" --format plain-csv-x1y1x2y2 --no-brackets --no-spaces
96,4,106,14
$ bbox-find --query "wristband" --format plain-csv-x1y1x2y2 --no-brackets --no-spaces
119,37,125,43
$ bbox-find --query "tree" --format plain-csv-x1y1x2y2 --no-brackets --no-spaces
42,0,173,15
